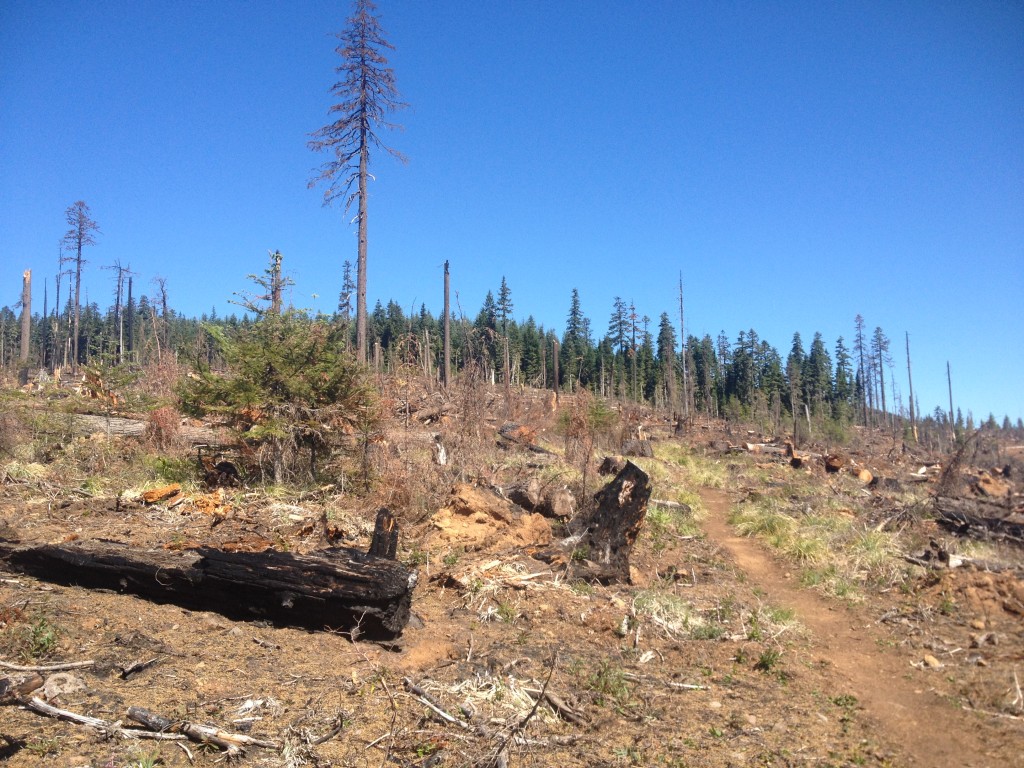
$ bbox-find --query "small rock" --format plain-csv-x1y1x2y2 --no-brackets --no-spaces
922,654,943,669
969,618,986,630
43,673,87,700
708,700,722,709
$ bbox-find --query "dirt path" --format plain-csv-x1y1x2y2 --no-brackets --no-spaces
699,488,1002,768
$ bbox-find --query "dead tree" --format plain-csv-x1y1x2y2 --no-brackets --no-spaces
19,270,31,365
61,201,99,370
308,0,406,365
443,260,451,386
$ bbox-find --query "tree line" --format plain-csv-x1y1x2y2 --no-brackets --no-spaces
5,243,1022,452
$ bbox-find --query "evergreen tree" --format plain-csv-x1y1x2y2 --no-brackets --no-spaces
803,332,832,416
786,332,805,421
308,0,406,364
62,201,99,369
496,277,513,335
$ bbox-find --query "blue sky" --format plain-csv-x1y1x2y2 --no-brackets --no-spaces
2,1,1022,422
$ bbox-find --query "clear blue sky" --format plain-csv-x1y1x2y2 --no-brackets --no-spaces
2,1,1022,422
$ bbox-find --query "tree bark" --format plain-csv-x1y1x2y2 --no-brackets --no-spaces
19,270,31,364
442,260,451,386
0,537,416,638
568,461,652,583
356,137,369,365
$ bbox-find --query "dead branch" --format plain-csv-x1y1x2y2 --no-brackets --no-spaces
0,658,95,672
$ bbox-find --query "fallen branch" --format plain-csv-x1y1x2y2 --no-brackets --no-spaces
23,697,185,742
127,706,279,756
0,658,95,672
403,677,474,732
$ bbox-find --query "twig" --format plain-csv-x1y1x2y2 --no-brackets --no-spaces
0,658,95,672
490,651,558,766
309,715,345,746
379,675,398,767
622,672,708,691
403,678,473,732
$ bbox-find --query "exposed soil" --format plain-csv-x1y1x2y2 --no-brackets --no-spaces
700,488,1017,767
1,398,1022,768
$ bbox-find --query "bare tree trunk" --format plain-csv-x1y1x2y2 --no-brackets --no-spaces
905,332,917,442
19,270,31,364
442,260,451,387
72,247,82,371
678,273,688,421
356,139,369,365
552,338,560,406
947,361,955,443
540,339,546,388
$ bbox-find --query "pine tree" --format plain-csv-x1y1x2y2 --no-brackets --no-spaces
803,332,832,416
62,201,99,370
308,0,406,364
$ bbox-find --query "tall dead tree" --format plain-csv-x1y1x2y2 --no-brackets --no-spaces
442,260,451,387
309,0,406,365
19,270,31,365
872,326,890,430
17,270,32,383
678,273,689,421
103,260,133,363
152,277,169,362
62,201,99,371
853,314,869,426
905,331,918,442
947,361,956,442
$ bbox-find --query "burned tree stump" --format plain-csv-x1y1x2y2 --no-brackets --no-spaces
0,537,416,639
368,508,399,559
569,461,652,583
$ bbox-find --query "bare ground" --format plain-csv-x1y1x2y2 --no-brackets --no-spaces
1,407,1022,768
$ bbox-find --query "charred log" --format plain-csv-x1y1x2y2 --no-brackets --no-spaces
0,538,415,639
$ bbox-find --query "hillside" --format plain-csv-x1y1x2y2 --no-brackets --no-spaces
0,371,1022,768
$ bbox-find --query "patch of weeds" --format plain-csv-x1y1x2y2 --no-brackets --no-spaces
145,454,196,485
753,647,782,673
832,693,859,734
442,549,462,567
571,544,590,562
767,605,795,624
81,475,106,495
612,744,646,765
570,579,594,596
587,660,632,709
938,594,957,616
496,600,518,624
633,590,701,637
127,751,163,768
24,736,62,757
730,499,796,541
404,547,429,567
10,617,61,661
690,622,725,641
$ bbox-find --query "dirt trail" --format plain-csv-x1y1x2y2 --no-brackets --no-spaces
699,488,1001,768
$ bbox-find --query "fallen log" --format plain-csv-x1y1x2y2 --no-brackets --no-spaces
0,537,416,638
